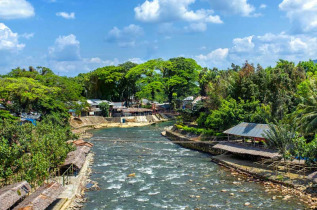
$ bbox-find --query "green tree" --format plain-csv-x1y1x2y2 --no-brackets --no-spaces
99,102,110,117
295,75,317,134
263,123,295,160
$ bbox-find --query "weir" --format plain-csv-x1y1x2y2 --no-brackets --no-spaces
90,138,217,144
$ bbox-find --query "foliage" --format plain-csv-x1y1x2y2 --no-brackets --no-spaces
175,124,214,136
263,123,295,160
99,102,110,117
77,62,138,105
0,110,18,122
126,57,201,104
295,74,317,134
0,117,74,185
199,98,268,131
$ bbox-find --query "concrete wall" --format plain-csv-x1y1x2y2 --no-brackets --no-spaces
70,116,107,128
72,114,170,129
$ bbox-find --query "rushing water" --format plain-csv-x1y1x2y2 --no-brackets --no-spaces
83,122,306,210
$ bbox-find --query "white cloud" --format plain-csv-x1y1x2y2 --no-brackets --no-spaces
106,24,144,47
128,58,145,64
48,34,80,61
259,4,267,9
289,37,308,52
0,23,25,51
56,12,75,19
194,32,317,68
134,0,222,24
20,33,34,39
196,48,229,66
279,0,317,33
208,0,256,17
0,0,34,19
232,36,254,52
184,22,207,32
45,34,123,75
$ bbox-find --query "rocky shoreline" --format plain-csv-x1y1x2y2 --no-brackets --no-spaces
62,115,174,209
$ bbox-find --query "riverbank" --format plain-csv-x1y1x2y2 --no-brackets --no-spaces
83,121,308,209
163,126,317,208
71,114,174,139
52,153,95,210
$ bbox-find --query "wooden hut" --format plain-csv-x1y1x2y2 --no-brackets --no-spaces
78,145,91,154
73,139,93,148
121,108,152,116
224,122,270,142
13,182,64,210
0,181,31,210
61,147,86,171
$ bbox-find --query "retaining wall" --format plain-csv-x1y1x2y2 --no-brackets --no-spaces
165,129,221,155
71,114,170,130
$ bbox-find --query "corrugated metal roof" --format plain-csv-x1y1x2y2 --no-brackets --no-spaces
183,96,194,101
223,122,270,138
122,108,152,113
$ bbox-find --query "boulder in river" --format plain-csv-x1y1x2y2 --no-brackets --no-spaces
128,173,136,177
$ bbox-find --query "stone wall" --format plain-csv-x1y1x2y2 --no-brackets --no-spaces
165,129,222,155
71,114,170,129
70,116,107,129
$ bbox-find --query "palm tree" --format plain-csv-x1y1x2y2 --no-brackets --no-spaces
296,79,317,134
263,122,295,160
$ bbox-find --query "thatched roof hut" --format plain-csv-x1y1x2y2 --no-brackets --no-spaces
61,147,86,170
13,182,64,210
0,181,31,210
78,145,91,154
73,139,93,148
213,142,281,159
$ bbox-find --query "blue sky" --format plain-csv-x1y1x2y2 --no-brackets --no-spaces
0,0,316,76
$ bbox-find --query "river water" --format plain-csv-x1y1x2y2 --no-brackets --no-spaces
83,122,306,209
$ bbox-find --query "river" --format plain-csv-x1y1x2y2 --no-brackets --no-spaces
83,122,306,209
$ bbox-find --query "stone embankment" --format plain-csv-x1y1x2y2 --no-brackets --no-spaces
71,114,173,138
163,126,317,208
163,126,222,155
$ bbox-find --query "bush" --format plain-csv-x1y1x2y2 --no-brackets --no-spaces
175,124,214,136
0,116,74,185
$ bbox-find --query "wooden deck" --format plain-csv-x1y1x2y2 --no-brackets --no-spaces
213,142,281,159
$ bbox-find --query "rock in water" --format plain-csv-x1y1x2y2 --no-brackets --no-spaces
128,173,136,177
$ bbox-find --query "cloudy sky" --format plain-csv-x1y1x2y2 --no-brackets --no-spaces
0,0,316,76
